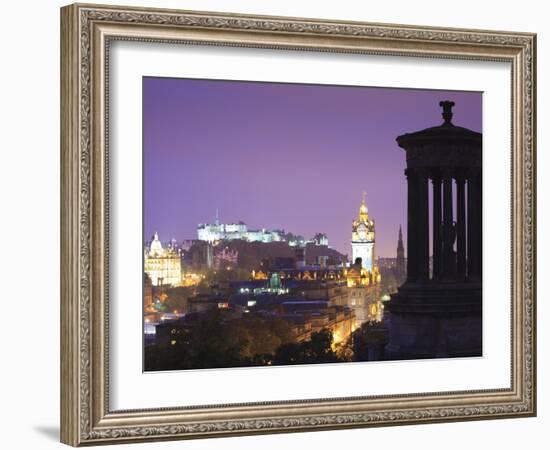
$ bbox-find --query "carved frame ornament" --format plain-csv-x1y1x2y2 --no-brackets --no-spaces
60,3,536,446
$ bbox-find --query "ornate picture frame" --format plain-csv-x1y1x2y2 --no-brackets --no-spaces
60,3,536,446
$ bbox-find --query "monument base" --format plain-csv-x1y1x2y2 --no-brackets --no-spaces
385,281,482,360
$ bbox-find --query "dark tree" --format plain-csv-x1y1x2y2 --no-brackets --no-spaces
272,329,339,366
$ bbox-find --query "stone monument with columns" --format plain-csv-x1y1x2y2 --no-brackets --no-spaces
385,101,482,359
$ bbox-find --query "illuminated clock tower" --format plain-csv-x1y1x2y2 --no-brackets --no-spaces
351,193,376,271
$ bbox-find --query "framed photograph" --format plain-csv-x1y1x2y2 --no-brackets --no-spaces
60,3,536,446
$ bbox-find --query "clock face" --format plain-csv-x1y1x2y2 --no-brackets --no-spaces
357,224,367,240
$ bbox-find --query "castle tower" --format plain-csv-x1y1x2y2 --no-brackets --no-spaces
396,225,406,280
351,193,376,271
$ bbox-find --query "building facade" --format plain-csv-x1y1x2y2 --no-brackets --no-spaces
144,232,182,286
214,246,238,269
341,260,382,324
341,197,383,324
351,195,376,271
197,219,283,244
197,214,329,247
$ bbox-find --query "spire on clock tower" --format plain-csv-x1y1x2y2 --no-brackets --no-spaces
359,192,368,221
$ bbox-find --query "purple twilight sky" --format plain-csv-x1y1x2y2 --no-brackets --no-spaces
143,77,482,258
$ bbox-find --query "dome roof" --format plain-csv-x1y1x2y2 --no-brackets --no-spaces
150,232,164,256
358,192,369,220
396,100,481,148
397,123,481,147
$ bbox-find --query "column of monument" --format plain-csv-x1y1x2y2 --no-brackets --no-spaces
417,170,430,281
456,175,467,277
405,168,419,282
432,174,442,279
467,170,482,280
476,172,482,279
442,170,454,278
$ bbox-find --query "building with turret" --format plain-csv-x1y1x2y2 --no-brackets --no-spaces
144,232,182,286
351,194,376,271
197,212,330,247
329,196,382,325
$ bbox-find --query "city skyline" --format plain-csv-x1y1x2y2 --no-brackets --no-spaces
144,77,482,256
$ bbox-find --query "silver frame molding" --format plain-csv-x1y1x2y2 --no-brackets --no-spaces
60,3,536,446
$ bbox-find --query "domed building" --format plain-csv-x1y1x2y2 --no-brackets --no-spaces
144,232,182,286
148,232,164,257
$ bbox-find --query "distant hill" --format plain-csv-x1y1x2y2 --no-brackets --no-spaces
185,239,346,271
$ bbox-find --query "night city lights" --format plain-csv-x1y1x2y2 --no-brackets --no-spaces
143,77,483,371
